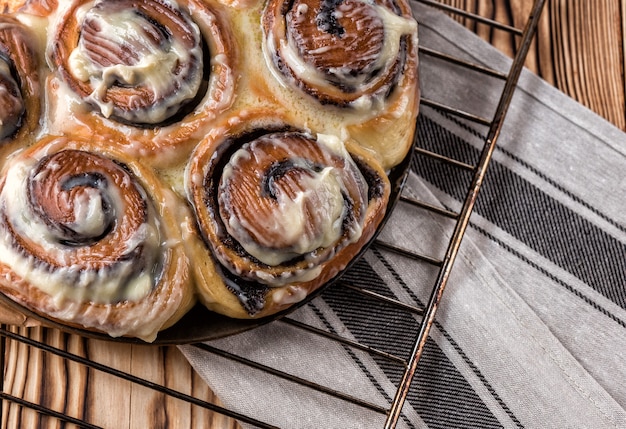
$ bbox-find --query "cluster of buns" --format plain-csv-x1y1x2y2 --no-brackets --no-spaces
0,0,419,341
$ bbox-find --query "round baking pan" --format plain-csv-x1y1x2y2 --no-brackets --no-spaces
0,137,415,344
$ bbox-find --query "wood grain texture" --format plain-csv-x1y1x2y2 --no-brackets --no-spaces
1,326,241,429
438,0,626,130
2,2,624,429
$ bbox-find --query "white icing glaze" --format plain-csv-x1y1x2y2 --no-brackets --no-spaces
0,156,162,305
66,187,108,237
13,14,50,61
225,161,345,266
68,5,203,124
271,284,308,305
218,132,367,286
268,0,417,110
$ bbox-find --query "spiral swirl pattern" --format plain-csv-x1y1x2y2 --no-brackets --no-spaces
0,0,418,334
0,137,193,340
54,0,205,125
0,16,40,141
194,130,368,285
263,0,417,107
0,55,23,140
187,112,390,317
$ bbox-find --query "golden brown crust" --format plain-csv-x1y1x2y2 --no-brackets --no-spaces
0,0,418,338
0,15,41,147
186,110,390,319
261,0,419,169
262,0,407,106
47,0,236,167
0,135,196,341
0,0,23,13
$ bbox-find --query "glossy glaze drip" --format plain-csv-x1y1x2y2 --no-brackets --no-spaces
66,0,204,125
196,129,369,288
264,0,417,107
220,134,349,266
289,0,385,84
0,55,24,140
0,149,163,304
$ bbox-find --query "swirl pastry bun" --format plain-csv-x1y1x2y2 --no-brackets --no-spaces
0,15,41,149
0,0,418,338
47,0,236,165
0,135,195,341
185,110,390,318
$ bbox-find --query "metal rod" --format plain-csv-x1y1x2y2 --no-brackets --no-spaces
420,97,492,126
340,282,425,316
413,146,476,171
280,317,409,365
399,195,459,219
384,0,547,427
193,343,390,415
419,46,508,79
417,0,524,35
0,392,103,429
373,240,443,266
0,327,276,429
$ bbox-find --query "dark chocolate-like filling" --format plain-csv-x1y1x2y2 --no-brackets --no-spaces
317,0,345,37
222,270,270,316
353,156,386,201
0,51,24,140
198,127,388,314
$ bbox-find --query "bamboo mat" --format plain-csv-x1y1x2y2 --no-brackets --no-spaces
2,1,624,428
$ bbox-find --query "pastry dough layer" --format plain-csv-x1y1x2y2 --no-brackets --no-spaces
0,0,419,338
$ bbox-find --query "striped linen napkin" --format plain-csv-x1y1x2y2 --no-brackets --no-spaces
180,3,626,428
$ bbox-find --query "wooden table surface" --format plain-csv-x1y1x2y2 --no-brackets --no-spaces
2,1,625,428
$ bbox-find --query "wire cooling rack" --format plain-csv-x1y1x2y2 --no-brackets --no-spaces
1,1,547,428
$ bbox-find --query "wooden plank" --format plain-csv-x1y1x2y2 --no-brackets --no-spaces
2,3,624,429
1,327,241,429
436,0,626,130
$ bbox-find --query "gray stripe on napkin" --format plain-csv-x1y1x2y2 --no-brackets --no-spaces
413,114,626,308
305,300,417,429
471,223,626,329
332,254,516,428
179,4,626,428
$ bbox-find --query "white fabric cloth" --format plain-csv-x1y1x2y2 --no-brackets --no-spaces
180,3,626,428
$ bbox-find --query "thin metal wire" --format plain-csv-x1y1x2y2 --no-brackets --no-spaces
0,327,275,429
384,0,547,426
414,146,476,171
192,342,391,415
419,97,493,125
339,282,425,316
0,392,103,429
281,316,411,364
418,0,524,35
399,195,459,219
374,240,444,266
0,1,547,428
419,46,508,79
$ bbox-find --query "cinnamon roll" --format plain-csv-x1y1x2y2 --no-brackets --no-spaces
49,0,235,163
261,0,419,168
0,0,419,337
0,15,40,145
7,0,58,16
0,135,195,342
186,111,390,318
262,0,417,107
